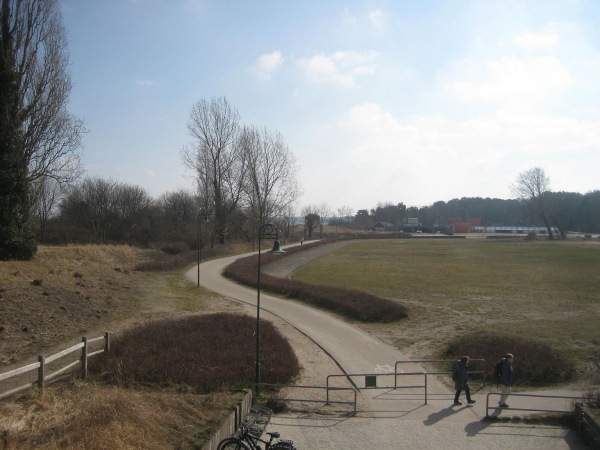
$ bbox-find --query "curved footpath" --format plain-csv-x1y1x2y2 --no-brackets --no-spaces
186,242,591,449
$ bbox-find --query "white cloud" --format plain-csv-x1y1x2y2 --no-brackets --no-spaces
146,169,157,177
135,79,155,88
513,32,559,51
368,10,386,31
248,51,284,81
298,51,379,88
323,103,600,205
449,55,572,111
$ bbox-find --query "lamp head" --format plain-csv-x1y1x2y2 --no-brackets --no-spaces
270,239,286,254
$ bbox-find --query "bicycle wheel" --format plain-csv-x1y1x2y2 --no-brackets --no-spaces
216,437,251,450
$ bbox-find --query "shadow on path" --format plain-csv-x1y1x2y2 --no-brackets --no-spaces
424,405,465,426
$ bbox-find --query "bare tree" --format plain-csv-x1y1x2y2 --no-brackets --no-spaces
30,175,62,239
337,205,354,224
316,203,331,238
241,126,301,228
277,204,297,243
8,0,84,185
159,189,197,230
511,167,555,239
182,97,246,245
113,183,151,242
61,178,116,242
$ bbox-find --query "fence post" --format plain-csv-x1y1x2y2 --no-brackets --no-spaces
37,355,45,393
81,337,88,379
104,331,111,353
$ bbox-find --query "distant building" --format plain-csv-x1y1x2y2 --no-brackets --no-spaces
401,217,421,232
477,226,559,234
448,218,481,233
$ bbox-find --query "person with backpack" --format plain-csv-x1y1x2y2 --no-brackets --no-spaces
496,353,514,407
452,356,476,406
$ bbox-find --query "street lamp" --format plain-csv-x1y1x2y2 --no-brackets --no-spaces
197,211,209,287
255,223,285,396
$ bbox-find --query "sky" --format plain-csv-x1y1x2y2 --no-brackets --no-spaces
59,0,600,213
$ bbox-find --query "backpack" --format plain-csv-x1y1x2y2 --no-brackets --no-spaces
494,360,503,385
451,361,459,382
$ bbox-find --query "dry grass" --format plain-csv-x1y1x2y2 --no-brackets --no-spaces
292,238,600,383
0,381,245,449
0,245,163,366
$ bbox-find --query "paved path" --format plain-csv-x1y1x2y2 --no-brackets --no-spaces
186,243,592,449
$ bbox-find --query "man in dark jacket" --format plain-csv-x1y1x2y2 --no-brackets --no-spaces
498,353,514,407
453,356,476,406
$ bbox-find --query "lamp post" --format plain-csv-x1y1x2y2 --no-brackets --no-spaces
255,223,285,396
197,211,208,287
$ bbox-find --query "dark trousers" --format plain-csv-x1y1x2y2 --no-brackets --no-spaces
454,383,472,402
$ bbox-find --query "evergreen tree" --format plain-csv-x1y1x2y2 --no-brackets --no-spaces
0,0,37,259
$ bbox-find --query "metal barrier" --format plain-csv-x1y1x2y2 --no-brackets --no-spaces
574,403,600,446
259,383,357,415
485,392,594,418
394,359,487,386
326,372,429,404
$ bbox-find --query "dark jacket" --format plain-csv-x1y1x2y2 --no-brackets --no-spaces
454,360,469,390
499,358,513,386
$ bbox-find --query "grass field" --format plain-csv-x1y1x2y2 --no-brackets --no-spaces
292,237,600,380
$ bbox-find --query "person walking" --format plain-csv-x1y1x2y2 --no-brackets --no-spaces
453,356,476,406
498,353,514,407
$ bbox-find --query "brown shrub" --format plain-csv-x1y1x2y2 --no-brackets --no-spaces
159,241,190,255
89,314,300,393
224,240,408,323
444,332,575,386
134,243,252,272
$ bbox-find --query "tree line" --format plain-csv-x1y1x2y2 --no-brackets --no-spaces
354,190,600,235
346,168,600,237
29,169,600,248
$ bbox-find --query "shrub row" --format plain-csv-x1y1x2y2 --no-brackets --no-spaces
89,313,300,393
444,332,575,386
224,240,408,323
134,243,250,272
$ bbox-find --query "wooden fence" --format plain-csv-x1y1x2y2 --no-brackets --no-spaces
0,332,111,400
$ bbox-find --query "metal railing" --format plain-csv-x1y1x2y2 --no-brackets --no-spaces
326,372,429,404
259,383,357,415
485,392,594,418
394,359,487,386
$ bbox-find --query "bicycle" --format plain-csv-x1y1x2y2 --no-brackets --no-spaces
216,422,297,449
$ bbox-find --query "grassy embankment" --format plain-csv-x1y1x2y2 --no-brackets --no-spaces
291,237,600,385
0,244,300,449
